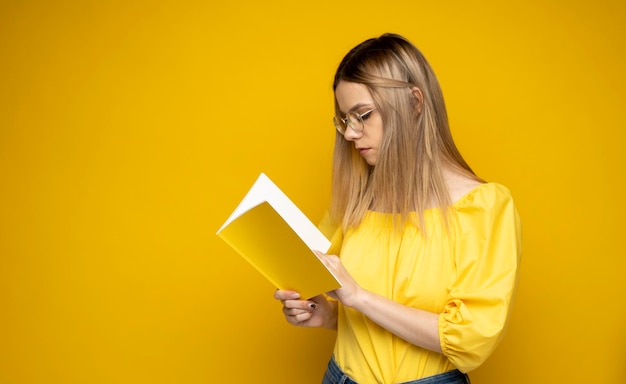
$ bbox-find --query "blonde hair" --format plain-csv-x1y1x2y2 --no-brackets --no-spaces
330,33,480,231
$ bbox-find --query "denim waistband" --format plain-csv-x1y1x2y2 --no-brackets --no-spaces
322,356,470,384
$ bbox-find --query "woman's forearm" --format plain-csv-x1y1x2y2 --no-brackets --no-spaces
348,289,441,353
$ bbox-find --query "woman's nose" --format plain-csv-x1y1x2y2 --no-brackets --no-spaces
342,125,362,141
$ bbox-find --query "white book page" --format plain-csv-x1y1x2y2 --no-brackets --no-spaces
263,178,331,253
217,174,331,253
216,173,273,232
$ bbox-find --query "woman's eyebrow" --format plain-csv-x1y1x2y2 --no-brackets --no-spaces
340,102,374,115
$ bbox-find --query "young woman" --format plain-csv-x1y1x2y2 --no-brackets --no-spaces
274,33,521,384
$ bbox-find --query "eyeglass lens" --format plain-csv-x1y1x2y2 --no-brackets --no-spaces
334,111,364,135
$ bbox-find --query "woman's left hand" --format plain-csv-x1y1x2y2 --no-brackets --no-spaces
315,251,362,308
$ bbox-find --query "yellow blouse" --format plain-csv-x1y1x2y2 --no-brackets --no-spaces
319,183,521,383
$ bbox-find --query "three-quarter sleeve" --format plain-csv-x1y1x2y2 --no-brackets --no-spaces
438,184,522,372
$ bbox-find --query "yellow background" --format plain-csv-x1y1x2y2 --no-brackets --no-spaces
1,1,624,383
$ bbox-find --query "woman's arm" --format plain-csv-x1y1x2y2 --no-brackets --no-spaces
348,288,441,352
274,252,441,352
317,252,442,353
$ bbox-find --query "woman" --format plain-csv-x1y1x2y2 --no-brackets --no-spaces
274,33,521,384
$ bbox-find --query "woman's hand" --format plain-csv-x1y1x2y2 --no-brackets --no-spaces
315,251,363,308
273,251,363,329
273,290,337,329
276,251,441,352
317,252,442,353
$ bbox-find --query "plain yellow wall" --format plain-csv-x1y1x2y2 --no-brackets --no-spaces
1,1,625,383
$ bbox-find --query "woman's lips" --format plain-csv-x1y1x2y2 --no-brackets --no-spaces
358,147,370,155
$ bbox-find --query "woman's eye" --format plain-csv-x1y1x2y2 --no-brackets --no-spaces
360,110,373,120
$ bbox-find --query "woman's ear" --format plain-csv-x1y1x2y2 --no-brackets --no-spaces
411,87,424,115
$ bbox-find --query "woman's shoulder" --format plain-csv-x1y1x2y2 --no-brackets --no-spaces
445,167,513,206
452,180,514,211
447,173,483,204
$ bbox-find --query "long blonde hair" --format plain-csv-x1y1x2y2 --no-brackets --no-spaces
330,33,480,231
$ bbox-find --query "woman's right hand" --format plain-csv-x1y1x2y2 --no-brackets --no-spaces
273,290,337,329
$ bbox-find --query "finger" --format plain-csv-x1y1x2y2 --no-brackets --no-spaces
274,290,300,300
315,252,331,268
316,252,340,268
283,307,311,316
287,311,313,325
324,254,340,264
314,250,329,263
282,299,317,311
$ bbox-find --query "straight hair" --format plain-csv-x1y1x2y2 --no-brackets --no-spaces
330,33,480,232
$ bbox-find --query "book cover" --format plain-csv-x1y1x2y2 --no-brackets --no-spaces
216,173,341,299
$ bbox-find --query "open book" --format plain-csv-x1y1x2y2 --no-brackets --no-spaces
216,173,341,299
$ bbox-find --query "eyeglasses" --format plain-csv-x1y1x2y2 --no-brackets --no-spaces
333,108,376,135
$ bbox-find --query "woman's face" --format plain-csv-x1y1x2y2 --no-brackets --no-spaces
334,81,384,166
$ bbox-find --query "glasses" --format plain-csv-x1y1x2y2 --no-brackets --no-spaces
333,108,376,135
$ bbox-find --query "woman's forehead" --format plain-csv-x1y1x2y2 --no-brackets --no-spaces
335,81,374,113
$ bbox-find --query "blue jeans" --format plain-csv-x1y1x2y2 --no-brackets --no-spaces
322,356,471,384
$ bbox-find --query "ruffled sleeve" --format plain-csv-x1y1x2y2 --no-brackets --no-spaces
317,210,343,256
439,183,522,372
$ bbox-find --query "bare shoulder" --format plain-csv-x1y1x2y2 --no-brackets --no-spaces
445,170,482,203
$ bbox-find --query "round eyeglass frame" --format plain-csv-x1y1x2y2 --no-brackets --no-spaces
333,108,376,135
